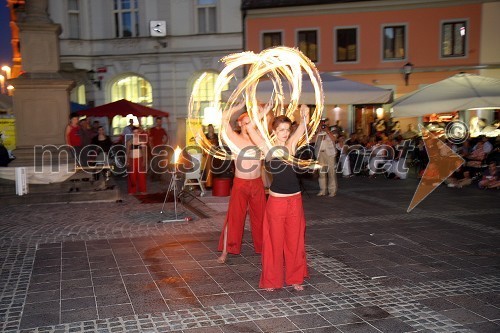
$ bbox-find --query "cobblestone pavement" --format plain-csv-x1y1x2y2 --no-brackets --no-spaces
0,176,499,333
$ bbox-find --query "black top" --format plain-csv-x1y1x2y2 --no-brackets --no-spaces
266,158,300,194
91,136,112,153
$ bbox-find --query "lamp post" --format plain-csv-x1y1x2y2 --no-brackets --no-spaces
403,62,414,86
1,66,11,79
87,70,102,90
7,85,14,96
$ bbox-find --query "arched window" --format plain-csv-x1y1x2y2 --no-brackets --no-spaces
70,84,86,105
192,72,227,130
110,75,153,135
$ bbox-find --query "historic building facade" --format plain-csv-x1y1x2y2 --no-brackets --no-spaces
11,0,244,144
242,0,500,134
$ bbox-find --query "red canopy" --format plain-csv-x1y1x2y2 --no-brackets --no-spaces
76,99,169,118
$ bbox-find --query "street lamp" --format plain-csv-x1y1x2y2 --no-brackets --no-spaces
1,66,11,79
87,70,102,90
0,75,5,94
7,85,14,96
403,62,414,86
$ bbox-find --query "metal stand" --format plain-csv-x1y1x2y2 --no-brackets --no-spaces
160,169,189,223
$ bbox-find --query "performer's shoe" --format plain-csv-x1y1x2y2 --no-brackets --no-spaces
328,193,337,197
317,192,326,196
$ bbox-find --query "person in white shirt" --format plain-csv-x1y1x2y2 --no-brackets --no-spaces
336,135,353,178
313,119,338,197
474,136,493,154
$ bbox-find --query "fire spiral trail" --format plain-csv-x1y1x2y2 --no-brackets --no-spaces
188,46,324,167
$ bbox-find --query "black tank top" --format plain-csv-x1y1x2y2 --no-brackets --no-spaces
266,158,300,194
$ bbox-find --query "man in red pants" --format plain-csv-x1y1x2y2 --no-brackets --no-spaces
217,110,267,263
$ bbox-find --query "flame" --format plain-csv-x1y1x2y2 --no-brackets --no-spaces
173,146,182,164
187,46,324,167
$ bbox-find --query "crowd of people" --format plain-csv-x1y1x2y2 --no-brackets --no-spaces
64,113,169,195
307,118,500,192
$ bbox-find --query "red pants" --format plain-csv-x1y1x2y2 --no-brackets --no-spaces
259,193,308,289
128,157,147,194
218,177,266,254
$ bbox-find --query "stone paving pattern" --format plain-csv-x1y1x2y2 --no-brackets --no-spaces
0,176,499,332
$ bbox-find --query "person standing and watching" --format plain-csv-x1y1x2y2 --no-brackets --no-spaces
126,127,147,194
148,117,169,181
313,118,338,197
246,104,310,292
65,113,83,166
217,103,268,264
120,118,135,144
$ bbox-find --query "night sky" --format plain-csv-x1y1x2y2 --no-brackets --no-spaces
0,2,12,67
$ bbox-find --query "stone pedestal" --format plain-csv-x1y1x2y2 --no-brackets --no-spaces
17,22,62,73
10,75,75,166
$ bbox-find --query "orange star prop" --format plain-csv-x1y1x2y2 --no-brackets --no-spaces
407,125,465,212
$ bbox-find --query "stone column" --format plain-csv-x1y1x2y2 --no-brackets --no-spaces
9,0,75,167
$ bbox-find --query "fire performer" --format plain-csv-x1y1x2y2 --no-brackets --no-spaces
217,102,268,263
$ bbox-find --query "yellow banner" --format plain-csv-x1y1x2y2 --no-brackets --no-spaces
0,118,16,151
185,118,203,148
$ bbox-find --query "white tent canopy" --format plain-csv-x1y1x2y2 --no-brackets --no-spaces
223,73,393,105
392,73,500,118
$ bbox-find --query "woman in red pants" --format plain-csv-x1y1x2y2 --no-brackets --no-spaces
126,126,147,194
246,105,310,291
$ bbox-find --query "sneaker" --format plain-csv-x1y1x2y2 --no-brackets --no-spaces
447,183,455,188
317,192,326,196
328,193,337,197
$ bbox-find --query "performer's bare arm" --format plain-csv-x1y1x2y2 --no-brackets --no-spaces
223,99,246,145
288,104,310,150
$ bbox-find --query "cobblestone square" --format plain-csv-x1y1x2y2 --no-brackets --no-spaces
1,176,499,332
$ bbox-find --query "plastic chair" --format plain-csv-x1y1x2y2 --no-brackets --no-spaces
183,152,206,196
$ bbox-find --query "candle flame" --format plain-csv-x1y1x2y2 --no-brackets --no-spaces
174,146,182,164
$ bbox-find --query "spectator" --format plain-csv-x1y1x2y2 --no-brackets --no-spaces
148,117,169,181
126,126,147,194
446,166,472,188
336,135,352,178
65,113,83,165
465,141,486,168
120,119,135,144
478,161,499,189
0,134,14,167
91,126,112,159
474,135,493,154
313,119,338,197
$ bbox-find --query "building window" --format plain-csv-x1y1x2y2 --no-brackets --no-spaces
263,32,282,49
298,30,317,62
67,0,80,39
113,0,139,38
192,72,227,130
111,75,153,134
383,25,405,60
442,21,466,57
70,84,86,105
336,28,357,62
197,0,216,34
